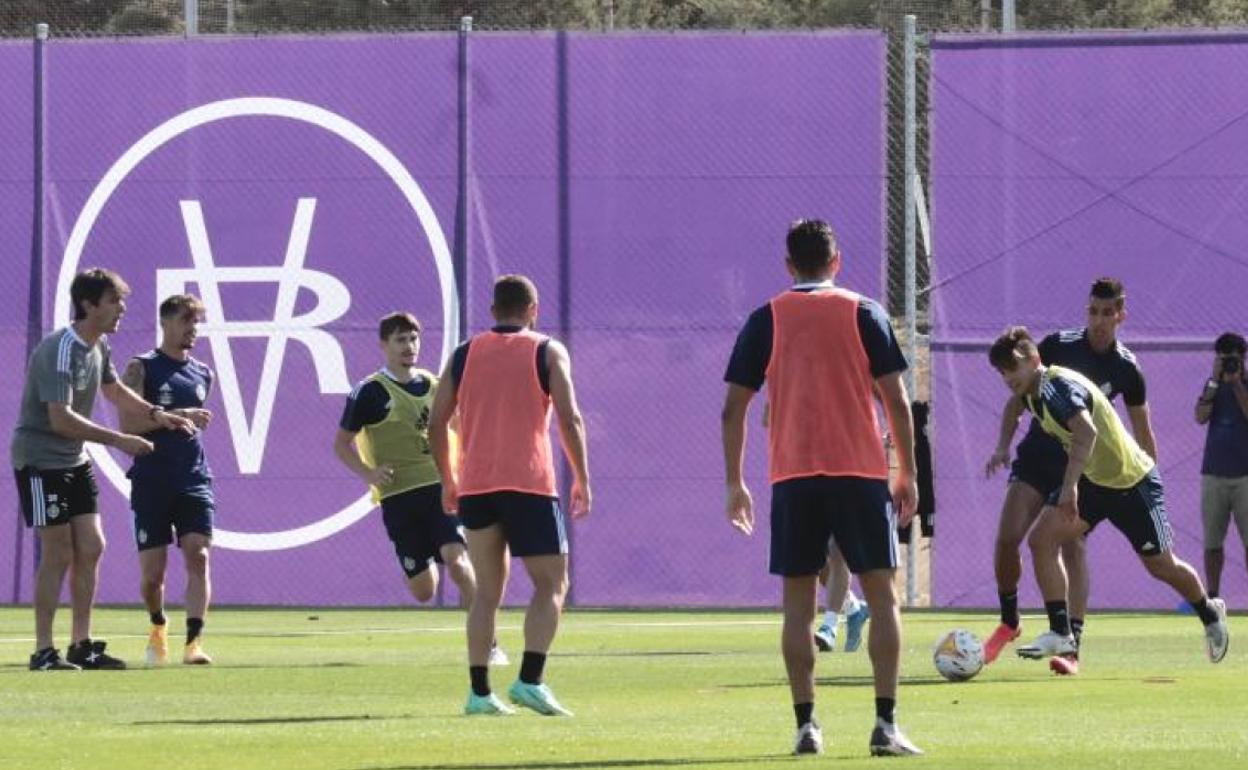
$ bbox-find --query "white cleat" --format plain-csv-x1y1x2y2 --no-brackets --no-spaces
488,644,510,667
793,721,824,755
869,722,923,757
1017,630,1077,659
1206,598,1229,663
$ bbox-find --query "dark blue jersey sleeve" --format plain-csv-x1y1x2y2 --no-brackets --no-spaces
857,298,908,378
1041,374,1091,428
1119,358,1147,407
339,380,389,432
723,305,773,391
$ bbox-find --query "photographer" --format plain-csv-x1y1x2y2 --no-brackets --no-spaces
1195,332,1248,600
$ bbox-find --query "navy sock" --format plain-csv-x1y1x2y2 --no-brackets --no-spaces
794,702,814,728
875,697,896,725
999,591,1020,629
470,665,490,696
186,618,204,645
150,611,167,626
1193,596,1220,626
1045,601,1071,636
519,651,547,685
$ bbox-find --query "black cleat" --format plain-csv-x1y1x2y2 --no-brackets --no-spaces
29,647,80,671
67,639,127,670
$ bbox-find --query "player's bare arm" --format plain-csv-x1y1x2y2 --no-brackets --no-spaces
1126,403,1157,462
876,370,918,526
1057,409,1097,520
548,339,591,518
720,383,755,536
332,427,392,487
46,401,153,457
102,376,196,435
985,394,1025,478
428,356,459,515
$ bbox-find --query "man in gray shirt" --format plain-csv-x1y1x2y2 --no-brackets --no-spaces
11,268,193,670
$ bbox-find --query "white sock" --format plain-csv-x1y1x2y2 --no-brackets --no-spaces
842,592,862,615
823,610,840,629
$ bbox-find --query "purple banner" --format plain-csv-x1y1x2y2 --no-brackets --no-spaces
2,31,886,606
931,32,1248,608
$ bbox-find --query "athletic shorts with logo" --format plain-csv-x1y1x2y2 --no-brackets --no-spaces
15,463,98,527
1008,432,1066,499
458,491,567,557
769,475,898,576
131,481,214,551
1046,468,1172,556
381,484,467,578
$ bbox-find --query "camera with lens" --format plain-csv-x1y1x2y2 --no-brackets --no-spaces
1224,356,1242,376
1214,331,1247,379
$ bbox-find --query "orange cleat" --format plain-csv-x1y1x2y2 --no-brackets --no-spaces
1049,653,1079,676
983,623,1022,664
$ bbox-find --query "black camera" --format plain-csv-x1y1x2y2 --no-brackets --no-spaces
1224,356,1242,375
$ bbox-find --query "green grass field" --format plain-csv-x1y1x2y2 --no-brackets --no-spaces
0,607,1244,769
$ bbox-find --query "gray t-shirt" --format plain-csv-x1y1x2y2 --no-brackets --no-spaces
10,327,117,470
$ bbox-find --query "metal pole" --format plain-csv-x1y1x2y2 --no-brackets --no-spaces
1002,0,1016,32
185,0,198,37
606,0,615,32
18,22,50,603
980,0,992,32
226,0,235,34
556,30,575,606
902,14,919,608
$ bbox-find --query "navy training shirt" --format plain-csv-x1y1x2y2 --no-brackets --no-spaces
128,350,213,487
340,371,433,432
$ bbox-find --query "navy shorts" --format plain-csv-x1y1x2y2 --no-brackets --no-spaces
131,482,214,551
1046,468,1173,556
1008,433,1066,499
458,491,567,558
15,463,98,528
769,475,898,577
381,484,466,578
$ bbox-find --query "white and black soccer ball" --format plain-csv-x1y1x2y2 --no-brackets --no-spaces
933,629,984,682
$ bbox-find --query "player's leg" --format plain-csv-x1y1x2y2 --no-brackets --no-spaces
67,513,105,646
507,494,572,716
459,493,513,714
138,545,170,665
783,574,823,754
985,479,1045,662
1200,475,1232,598
1231,477,1248,592
32,524,75,667
815,542,844,652
831,545,870,653
1019,504,1088,659
1062,537,1089,643
180,532,213,664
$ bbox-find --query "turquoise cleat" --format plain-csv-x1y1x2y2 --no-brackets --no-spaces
508,680,573,716
464,691,516,716
844,604,870,653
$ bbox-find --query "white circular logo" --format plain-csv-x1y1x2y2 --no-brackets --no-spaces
57,97,457,552
46,504,60,520
403,557,417,572
195,384,207,402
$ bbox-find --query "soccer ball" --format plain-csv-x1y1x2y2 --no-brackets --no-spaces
933,629,984,682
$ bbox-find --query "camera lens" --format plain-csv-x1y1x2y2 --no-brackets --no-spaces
1225,357,1242,375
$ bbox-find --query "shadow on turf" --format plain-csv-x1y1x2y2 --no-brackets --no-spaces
719,674,1042,688
133,714,404,726
357,757,778,770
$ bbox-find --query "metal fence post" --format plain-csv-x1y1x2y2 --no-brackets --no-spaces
903,14,919,608
1003,0,1016,32
185,0,198,37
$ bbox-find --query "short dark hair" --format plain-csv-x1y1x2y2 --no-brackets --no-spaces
989,326,1039,370
1090,277,1125,307
1215,332,1247,357
785,219,838,275
378,312,421,340
493,274,539,317
159,294,204,320
70,268,130,321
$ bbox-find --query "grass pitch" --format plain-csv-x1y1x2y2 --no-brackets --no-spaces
0,607,1243,769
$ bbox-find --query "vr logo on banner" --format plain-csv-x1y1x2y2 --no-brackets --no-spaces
57,97,458,552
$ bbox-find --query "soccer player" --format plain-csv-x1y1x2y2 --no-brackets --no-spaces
333,312,503,662
814,540,871,654
119,294,217,665
988,327,1228,664
721,219,922,757
11,268,194,670
429,275,591,717
982,278,1156,675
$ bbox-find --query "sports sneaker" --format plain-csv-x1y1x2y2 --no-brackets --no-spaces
145,625,169,666
464,691,516,715
488,643,510,666
983,622,1021,664
869,722,923,757
66,639,126,670
844,604,870,653
793,721,824,755
1049,653,1079,676
1017,630,1076,659
508,680,573,717
814,623,837,652
1205,597,1229,663
28,647,80,671
183,639,213,665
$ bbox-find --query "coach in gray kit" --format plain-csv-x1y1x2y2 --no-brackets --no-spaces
1196,332,1248,601
11,268,193,671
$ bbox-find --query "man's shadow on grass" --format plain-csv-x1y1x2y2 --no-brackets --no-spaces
357,758,780,770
